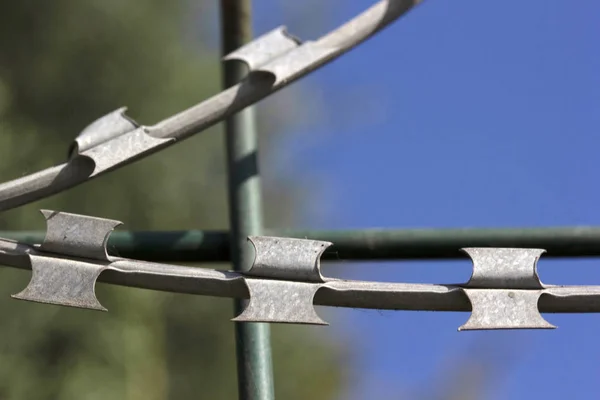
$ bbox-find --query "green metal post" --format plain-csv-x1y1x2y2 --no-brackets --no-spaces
220,1,274,400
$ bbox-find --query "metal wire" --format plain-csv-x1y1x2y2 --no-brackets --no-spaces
3,226,600,262
3,234,600,317
0,0,594,346
3,2,593,398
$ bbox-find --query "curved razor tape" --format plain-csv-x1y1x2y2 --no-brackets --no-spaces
12,254,109,311
233,279,327,325
40,210,122,261
0,1,423,213
69,107,139,157
0,109,172,212
223,26,301,70
462,247,546,289
246,236,332,282
459,289,555,331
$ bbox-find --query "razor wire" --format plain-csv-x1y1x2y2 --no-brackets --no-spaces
0,0,595,332
3,209,600,331
0,0,421,212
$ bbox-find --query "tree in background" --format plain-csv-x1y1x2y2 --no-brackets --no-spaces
0,1,346,399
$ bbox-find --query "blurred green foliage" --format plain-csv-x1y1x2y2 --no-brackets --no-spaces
0,1,347,399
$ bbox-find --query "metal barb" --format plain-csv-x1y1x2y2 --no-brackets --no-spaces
459,247,552,330
71,108,173,176
40,209,122,261
252,42,337,85
69,107,139,156
11,210,125,310
223,26,301,71
463,247,545,289
233,280,326,325
246,236,332,282
459,289,555,331
222,25,337,86
234,236,331,324
79,127,174,176
12,255,108,311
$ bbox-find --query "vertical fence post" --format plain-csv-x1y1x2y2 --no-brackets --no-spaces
220,1,275,399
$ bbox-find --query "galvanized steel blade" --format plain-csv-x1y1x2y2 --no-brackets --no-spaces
10,210,125,310
222,24,337,85
223,27,300,71
458,247,550,330
69,107,138,156
459,289,555,330
232,236,331,324
237,40,337,85
233,279,326,325
40,210,122,261
12,254,108,311
247,236,332,282
79,128,174,176
462,247,545,289
0,0,424,212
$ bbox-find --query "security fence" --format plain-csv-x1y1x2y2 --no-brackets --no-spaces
0,1,595,399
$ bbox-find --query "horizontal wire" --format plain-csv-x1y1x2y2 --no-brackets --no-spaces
3,226,600,262
1,238,600,314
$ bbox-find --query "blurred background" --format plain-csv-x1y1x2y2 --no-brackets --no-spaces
0,0,598,399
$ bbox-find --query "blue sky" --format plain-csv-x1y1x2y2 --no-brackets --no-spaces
255,1,600,399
